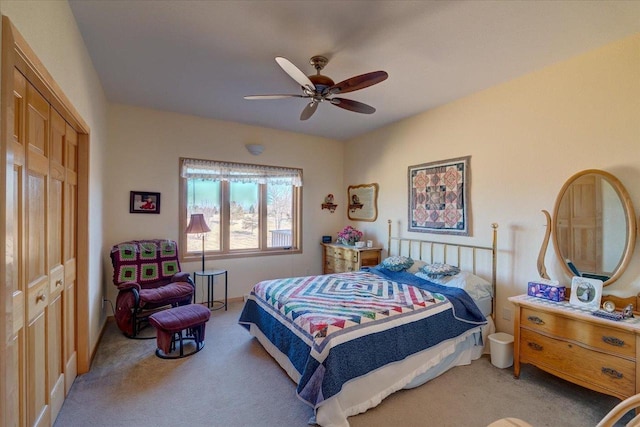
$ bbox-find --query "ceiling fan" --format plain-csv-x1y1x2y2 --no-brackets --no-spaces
244,56,388,121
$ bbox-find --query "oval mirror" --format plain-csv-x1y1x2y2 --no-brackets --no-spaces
551,169,637,286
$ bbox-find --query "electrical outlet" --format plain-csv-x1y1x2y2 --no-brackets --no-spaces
502,308,512,321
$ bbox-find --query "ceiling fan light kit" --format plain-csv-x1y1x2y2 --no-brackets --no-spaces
245,55,388,120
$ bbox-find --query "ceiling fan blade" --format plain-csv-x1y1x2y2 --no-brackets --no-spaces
244,94,305,100
300,101,318,121
275,57,316,91
330,98,376,114
327,71,388,95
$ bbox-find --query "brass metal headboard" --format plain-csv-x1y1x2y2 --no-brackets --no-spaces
387,220,499,319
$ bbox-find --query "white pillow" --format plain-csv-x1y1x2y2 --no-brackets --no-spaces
415,271,493,301
406,260,428,274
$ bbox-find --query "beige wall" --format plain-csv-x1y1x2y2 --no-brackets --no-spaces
0,1,109,354
344,33,640,333
104,104,345,303
3,0,637,348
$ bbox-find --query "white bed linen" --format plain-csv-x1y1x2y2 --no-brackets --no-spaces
474,295,493,318
245,316,495,427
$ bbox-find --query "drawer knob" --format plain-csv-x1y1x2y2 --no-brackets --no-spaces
35,293,45,303
527,316,545,325
602,336,625,347
528,342,543,351
602,367,623,379
55,279,63,287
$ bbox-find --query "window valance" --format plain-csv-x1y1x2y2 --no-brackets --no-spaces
181,158,303,187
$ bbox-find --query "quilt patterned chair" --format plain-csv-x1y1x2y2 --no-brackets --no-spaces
110,239,195,338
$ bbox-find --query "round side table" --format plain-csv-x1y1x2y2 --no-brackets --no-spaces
193,270,228,311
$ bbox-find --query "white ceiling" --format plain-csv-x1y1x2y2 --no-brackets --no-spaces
69,0,640,141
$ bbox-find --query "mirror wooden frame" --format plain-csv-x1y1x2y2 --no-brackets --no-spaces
347,183,379,222
550,169,637,287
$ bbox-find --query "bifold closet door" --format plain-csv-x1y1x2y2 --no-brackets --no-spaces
25,71,51,427
17,70,79,427
4,19,84,426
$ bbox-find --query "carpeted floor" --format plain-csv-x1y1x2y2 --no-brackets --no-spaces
53,300,630,427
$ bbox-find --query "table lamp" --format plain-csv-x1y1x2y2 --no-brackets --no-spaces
186,213,211,272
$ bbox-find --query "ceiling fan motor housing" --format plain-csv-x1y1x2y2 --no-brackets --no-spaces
308,74,335,91
308,56,334,91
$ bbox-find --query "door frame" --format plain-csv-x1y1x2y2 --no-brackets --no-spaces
1,15,91,426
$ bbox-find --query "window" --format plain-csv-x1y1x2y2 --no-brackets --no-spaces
180,158,302,259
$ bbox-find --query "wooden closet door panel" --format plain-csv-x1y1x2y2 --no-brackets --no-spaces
26,83,48,295
63,123,78,393
47,292,64,421
48,109,66,421
27,311,49,427
10,66,27,427
25,78,50,427
12,70,26,331
26,170,48,302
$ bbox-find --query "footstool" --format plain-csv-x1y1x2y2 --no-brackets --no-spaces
148,304,211,359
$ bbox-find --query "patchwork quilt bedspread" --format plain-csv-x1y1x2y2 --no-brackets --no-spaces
238,269,486,410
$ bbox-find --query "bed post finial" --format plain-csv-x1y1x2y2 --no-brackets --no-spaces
387,220,392,256
491,223,498,321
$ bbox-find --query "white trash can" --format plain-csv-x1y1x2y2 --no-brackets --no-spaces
488,332,514,368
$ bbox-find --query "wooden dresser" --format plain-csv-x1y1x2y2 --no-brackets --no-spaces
509,294,640,400
321,243,382,274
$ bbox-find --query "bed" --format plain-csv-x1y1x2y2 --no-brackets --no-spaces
239,221,498,427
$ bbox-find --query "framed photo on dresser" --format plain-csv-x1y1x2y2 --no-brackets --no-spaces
569,276,603,310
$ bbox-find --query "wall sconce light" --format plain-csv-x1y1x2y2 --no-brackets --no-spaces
245,144,264,155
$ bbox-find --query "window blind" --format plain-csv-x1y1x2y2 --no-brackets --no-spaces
181,158,303,187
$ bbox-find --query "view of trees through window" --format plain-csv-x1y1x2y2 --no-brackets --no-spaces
186,179,294,254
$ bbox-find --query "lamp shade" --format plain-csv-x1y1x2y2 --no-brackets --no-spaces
185,213,211,234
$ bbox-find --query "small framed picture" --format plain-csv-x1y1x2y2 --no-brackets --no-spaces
569,276,603,310
130,191,161,214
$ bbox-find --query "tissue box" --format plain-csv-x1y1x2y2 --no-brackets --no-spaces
527,281,565,302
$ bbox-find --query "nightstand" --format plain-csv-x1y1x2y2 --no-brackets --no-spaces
321,243,382,274
193,270,228,311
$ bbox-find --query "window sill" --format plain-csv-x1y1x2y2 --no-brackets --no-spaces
182,248,302,262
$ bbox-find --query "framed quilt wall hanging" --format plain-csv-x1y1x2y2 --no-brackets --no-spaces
408,156,471,236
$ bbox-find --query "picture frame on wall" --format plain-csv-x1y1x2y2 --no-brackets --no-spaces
408,156,471,236
569,276,603,310
130,191,161,214
347,183,379,222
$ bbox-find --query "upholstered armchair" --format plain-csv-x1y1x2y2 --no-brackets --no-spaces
110,239,195,338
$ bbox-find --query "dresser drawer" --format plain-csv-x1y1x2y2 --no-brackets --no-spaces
333,258,357,272
520,329,635,397
324,256,335,273
325,246,358,262
324,246,335,258
521,307,635,358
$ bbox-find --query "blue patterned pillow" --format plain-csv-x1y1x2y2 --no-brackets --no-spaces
381,256,414,272
421,263,460,279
